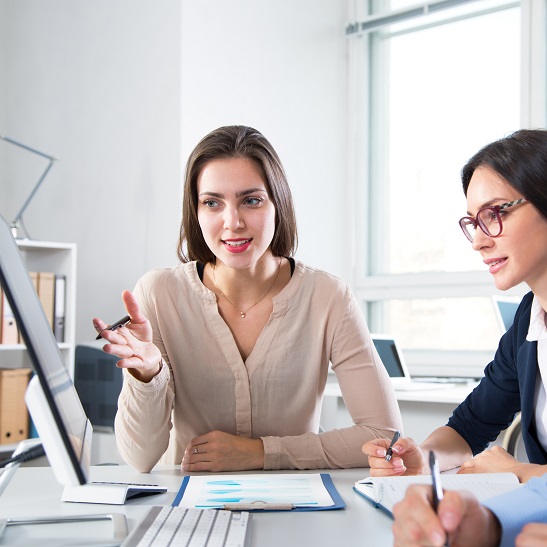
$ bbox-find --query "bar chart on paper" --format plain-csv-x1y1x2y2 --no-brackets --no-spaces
173,473,346,511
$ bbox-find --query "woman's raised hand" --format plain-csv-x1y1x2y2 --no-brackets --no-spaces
93,290,162,383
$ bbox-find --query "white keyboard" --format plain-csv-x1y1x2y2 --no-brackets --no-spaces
121,506,252,547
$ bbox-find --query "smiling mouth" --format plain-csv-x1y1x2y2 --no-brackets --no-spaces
222,239,251,247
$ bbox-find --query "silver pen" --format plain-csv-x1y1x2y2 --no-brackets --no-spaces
385,430,400,462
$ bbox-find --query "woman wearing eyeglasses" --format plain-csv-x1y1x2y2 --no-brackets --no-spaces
362,128,547,482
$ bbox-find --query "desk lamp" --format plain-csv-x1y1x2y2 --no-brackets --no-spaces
0,134,57,239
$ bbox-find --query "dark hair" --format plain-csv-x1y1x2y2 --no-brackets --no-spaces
177,125,298,264
461,129,547,219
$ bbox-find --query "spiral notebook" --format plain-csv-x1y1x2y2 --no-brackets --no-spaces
354,472,520,518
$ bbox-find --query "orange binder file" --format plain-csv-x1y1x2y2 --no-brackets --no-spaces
37,271,55,331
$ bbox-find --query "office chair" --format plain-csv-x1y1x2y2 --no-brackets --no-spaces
74,344,123,432
74,344,125,465
502,413,526,461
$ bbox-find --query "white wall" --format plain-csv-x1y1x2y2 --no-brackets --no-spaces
0,1,350,344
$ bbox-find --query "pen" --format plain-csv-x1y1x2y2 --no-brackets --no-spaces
95,315,131,340
429,450,443,511
429,450,449,546
385,429,400,462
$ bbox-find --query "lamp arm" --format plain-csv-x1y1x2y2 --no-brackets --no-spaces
0,134,56,161
11,159,56,225
0,134,57,238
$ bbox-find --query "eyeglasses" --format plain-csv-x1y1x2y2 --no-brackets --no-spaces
459,198,527,243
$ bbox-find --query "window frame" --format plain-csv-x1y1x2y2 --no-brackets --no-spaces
347,0,546,377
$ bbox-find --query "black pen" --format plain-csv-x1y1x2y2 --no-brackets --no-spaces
429,450,449,546
385,430,400,462
95,315,131,340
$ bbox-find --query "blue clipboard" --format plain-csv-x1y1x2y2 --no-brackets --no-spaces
172,473,346,512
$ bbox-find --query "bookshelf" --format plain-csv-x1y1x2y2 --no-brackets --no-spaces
0,239,77,375
0,239,77,453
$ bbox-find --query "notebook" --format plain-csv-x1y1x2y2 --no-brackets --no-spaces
371,334,455,391
354,472,520,518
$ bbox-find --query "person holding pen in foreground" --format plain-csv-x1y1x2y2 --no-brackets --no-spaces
392,477,547,546
93,125,402,473
362,129,547,482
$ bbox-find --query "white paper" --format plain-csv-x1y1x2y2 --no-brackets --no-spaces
179,473,334,509
355,472,520,514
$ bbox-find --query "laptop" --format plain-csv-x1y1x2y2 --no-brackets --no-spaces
371,334,455,391
491,295,521,333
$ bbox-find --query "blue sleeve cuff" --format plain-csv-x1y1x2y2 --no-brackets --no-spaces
483,477,547,547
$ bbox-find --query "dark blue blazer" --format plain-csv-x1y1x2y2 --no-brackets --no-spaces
447,291,547,464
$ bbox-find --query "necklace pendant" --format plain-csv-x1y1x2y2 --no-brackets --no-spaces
240,312,246,319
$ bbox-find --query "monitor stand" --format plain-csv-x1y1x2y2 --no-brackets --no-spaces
0,439,128,545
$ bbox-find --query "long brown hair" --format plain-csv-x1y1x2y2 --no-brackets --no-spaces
177,125,298,263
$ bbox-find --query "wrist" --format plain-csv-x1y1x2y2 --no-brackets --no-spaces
130,360,162,383
253,438,265,470
514,462,544,482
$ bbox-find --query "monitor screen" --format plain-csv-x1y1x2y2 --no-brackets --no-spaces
373,338,405,378
492,296,521,333
0,213,91,486
371,335,410,381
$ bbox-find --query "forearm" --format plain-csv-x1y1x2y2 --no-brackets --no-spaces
262,424,396,470
115,366,174,472
420,426,473,472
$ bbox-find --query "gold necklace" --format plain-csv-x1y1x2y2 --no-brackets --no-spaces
212,259,281,318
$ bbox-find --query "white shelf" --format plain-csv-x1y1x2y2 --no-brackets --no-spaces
0,239,77,377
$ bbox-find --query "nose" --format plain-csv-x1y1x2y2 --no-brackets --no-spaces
471,228,493,251
223,206,243,231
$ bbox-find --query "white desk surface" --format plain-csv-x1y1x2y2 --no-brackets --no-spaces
0,465,392,546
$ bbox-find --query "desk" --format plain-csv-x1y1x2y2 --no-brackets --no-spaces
0,465,393,546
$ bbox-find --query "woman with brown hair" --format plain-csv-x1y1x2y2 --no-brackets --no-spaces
94,125,402,473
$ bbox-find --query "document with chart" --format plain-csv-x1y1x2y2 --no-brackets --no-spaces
174,473,346,511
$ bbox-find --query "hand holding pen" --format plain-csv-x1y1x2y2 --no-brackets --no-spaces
392,453,500,546
92,290,162,382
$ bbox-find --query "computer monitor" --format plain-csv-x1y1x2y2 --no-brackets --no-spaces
0,213,92,487
491,295,521,333
371,334,410,385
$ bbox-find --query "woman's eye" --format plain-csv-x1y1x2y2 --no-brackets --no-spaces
203,199,219,208
244,197,262,206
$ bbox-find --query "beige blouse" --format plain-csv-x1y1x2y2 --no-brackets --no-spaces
114,260,402,472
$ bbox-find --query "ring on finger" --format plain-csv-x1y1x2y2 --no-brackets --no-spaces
193,447,199,455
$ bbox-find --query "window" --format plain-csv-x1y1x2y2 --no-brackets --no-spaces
347,0,546,375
